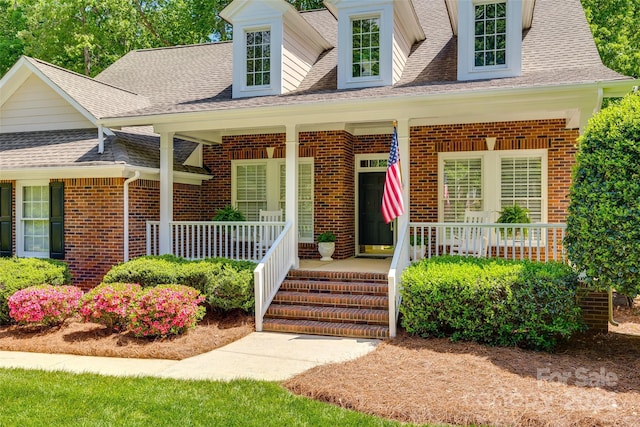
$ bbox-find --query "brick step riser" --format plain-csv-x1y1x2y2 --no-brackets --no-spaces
263,319,389,339
286,272,388,284
280,281,388,297
272,294,388,310
265,305,388,325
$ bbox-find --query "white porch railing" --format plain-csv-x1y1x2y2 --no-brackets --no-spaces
146,220,286,261
387,220,410,338
254,221,294,332
408,222,567,262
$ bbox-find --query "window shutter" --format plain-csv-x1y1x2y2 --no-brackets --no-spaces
0,183,12,257
49,182,65,259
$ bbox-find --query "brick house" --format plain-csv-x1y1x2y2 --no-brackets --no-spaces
1,0,638,336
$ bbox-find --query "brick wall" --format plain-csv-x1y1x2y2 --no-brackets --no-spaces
578,288,609,334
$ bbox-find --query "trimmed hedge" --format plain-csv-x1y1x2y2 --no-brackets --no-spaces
0,258,72,324
400,256,583,351
103,255,256,312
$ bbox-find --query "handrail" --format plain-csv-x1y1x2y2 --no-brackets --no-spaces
388,220,410,338
254,221,294,332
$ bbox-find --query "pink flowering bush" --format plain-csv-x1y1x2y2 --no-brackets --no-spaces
78,283,141,333
127,285,205,337
8,285,83,326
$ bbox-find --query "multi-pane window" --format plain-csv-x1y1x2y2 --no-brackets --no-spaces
22,185,49,256
442,158,483,222
474,2,507,67
246,30,271,87
500,157,542,222
234,159,314,243
279,162,314,241
352,17,380,78
440,151,546,223
235,164,267,220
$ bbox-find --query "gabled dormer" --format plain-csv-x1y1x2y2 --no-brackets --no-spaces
447,0,534,81
220,0,332,99
324,0,425,90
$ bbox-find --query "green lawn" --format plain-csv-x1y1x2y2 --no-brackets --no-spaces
0,368,409,426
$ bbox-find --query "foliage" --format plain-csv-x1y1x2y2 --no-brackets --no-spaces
0,372,401,427
8,285,82,326
213,205,245,221
400,256,583,351
78,283,142,332
104,256,256,312
317,231,336,243
497,204,531,238
0,0,26,77
204,265,254,312
127,285,205,337
409,234,423,246
0,257,72,324
581,0,640,78
566,93,640,299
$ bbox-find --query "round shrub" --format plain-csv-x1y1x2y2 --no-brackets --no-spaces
127,285,205,337
566,93,640,299
8,285,83,326
78,283,142,332
103,257,178,287
205,265,254,312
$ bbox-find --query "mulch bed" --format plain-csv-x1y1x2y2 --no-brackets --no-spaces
0,310,254,360
284,302,640,427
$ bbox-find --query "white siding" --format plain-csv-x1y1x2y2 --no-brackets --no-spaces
392,12,412,84
281,22,317,93
0,75,93,133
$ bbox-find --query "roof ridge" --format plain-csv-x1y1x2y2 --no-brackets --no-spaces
132,41,232,53
25,56,142,97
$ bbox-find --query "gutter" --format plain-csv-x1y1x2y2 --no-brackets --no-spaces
123,171,140,261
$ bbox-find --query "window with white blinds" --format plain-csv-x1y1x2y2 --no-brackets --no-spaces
279,162,314,241
233,158,314,242
439,150,546,223
442,158,483,222
235,163,267,221
500,156,542,222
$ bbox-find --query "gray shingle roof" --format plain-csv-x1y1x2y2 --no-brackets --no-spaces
94,0,628,120
0,128,206,174
25,58,151,119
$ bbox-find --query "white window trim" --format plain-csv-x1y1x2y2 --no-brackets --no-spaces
231,157,314,243
457,0,522,81
438,149,547,223
337,3,393,89
16,180,49,258
232,20,283,98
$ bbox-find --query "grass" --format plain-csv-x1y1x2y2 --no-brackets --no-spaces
0,368,407,426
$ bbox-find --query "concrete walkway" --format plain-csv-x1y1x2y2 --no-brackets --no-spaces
0,332,380,382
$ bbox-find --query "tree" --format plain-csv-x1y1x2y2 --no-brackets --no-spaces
566,93,640,299
0,0,26,77
581,0,640,78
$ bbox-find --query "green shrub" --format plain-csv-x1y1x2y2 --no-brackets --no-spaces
566,92,640,299
400,256,583,351
0,258,72,324
103,256,256,312
204,265,254,312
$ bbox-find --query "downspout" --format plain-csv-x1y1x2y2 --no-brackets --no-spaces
123,171,140,261
594,87,604,114
98,125,105,154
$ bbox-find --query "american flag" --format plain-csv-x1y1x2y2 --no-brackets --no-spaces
381,126,405,223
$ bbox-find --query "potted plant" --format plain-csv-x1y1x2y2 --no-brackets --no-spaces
317,231,336,261
213,205,245,222
496,204,530,239
409,234,426,261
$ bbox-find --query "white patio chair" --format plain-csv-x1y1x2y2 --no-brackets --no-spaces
454,210,491,258
255,209,283,257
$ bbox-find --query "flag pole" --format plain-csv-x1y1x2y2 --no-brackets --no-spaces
392,120,403,187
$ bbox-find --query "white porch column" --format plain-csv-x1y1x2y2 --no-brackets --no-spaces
159,131,174,255
396,119,410,237
285,125,299,269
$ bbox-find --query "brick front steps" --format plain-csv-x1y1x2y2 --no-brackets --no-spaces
262,270,390,339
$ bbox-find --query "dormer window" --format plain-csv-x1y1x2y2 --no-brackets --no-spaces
474,2,507,67
352,17,380,79
457,0,523,81
246,30,271,87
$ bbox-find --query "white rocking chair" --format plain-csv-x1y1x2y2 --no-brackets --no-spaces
255,209,283,257
454,210,491,258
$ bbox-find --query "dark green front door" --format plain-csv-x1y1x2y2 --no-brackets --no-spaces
358,172,393,251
